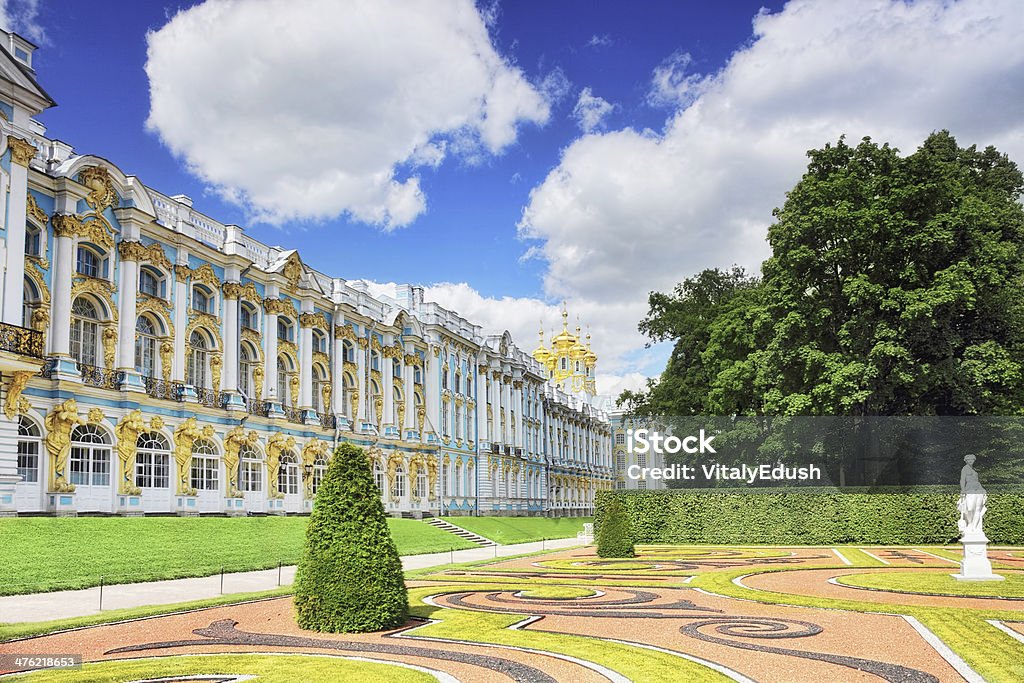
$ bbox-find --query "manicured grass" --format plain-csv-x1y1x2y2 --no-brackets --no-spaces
440,516,592,543
518,585,596,599
837,570,1024,598
3,654,433,682
0,517,475,595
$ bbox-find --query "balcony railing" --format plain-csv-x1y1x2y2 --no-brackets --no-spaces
195,386,224,408
246,399,269,417
79,363,123,390
143,376,184,401
319,412,337,430
0,322,44,358
282,405,304,424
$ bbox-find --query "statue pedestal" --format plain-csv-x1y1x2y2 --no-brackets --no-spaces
267,498,286,515
224,497,245,516
47,491,77,516
175,495,199,516
952,532,1004,581
116,494,144,516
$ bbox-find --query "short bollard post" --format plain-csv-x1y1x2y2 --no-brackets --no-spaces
450,546,454,565
98,575,104,611
494,543,497,558
220,566,225,595
542,537,546,550
278,560,283,587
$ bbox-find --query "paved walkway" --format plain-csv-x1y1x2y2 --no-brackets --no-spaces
0,536,585,624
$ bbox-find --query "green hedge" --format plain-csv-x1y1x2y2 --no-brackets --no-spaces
594,490,1024,545
596,495,635,558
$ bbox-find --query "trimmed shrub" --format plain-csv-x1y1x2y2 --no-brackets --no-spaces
596,495,636,557
294,443,408,632
595,489,1024,546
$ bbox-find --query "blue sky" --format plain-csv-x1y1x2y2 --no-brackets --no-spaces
6,0,1023,399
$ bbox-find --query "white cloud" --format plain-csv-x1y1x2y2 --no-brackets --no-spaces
0,0,44,45
144,0,551,228
586,34,613,48
647,51,707,108
520,0,1024,314
572,88,616,132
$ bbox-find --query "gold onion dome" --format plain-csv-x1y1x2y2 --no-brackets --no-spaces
551,307,577,351
569,323,588,361
532,326,552,364
584,333,598,367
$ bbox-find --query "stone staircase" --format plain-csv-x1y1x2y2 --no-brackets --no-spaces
424,518,497,547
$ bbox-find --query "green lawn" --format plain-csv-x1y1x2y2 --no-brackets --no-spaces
0,517,475,595
440,516,592,544
836,570,1024,598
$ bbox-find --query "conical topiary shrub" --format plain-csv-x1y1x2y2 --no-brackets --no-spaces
294,443,408,632
596,494,635,558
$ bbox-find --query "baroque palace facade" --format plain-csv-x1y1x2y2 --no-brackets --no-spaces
0,30,612,518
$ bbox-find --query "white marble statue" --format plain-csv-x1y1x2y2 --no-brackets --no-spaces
957,454,987,537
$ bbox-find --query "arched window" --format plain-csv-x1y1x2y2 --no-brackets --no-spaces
277,355,292,405
369,380,381,419
416,468,428,499
454,372,461,394
187,331,209,387
76,245,106,278
455,461,463,497
25,225,40,257
370,351,380,371
312,365,328,413
342,373,356,418
240,302,257,331
442,459,450,496
311,456,328,496
342,340,355,363
192,286,212,314
70,298,101,367
278,452,300,495
135,316,158,377
312,329,327,354
391,464,406,499
561,357,567,371
190,439,219,491
413,365,422,384
17,416,41,483
136,432,171,489
139,267,165,299
373,460,385,493
70,424,111,486
239,444,262,492
455,404,463,439
277,317,294,342
239,344,256,397
393,358,402,379
22,276,40,329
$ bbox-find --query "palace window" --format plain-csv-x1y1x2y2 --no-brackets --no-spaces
442,460,449,496
135,316,158,377
192,286,213,314
415,469,428,499
342,373,356,418
240,303,257,331
342,340,355,363
239,344,256,397
239,445,262,492
312,365,328,413
70,297,101,367
22,276,40,330
561,357,567,371
25,225,40,257
373,461,385,494
312,329,327,354
277,317,294,342
454,372,461,394
455,405,463,439
187,331,209,387
455,461,463,497
190,439,219,491
277,356,294,405
76,245,106,278
136,432,171,489
139,267,166,299
69,424,111,486
391,464,406,499
16,416,41,483
393,359,402,379
278,452,300,495
311,456,328,495
413,365,422,384
615,433,625,445
370,351,380,371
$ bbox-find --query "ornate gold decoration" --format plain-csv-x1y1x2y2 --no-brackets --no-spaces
114,410,146,496
252,364,265,401
224,426,259,497
416,406,425,433
186,313,222,349
87,408,104,424
321,383,332,412
79,166,117,210
408,455,421,500
173,417,214,495
301,438,329,497
425,456,438,500
136,296,174,336
80,218,115,249
263,297,297,317
513,380,523,390
122,241,172,271
404,353,420,366
159,340,173,383
210,352,222,390
357,337,368,349
5,370,35,419
45,399,82,492
299,312,328,330
101,326,117,369
349,388,360,421
334,324,357,340
396,400,405,431
371,336,382,352
51,213,81,239
266,432,296,499
374,395,383,428
282,254,302,290
191,263,221,289
241,327,263,357
174,264,191,280
289,374,299,406
71,276,119,322
278,339,298,363
221,282,243,300
7,136,36,166
312,350,330,367
26,192,47,225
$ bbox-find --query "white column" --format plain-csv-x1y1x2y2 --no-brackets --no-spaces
502,378,512,446
222,289,239,391
355,340,367,424
116,255,138,370
264,306,278,402
49,225,74,357
331,326,345,415
382,354,394,426
476,367,487,442
173,265,189,381
2,147,28,325
402,358,415,431
489,372,500,441
299,318,313,409
513,381,524,448
425,349,439,437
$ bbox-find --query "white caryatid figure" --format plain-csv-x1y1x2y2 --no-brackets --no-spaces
957,453,986,537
